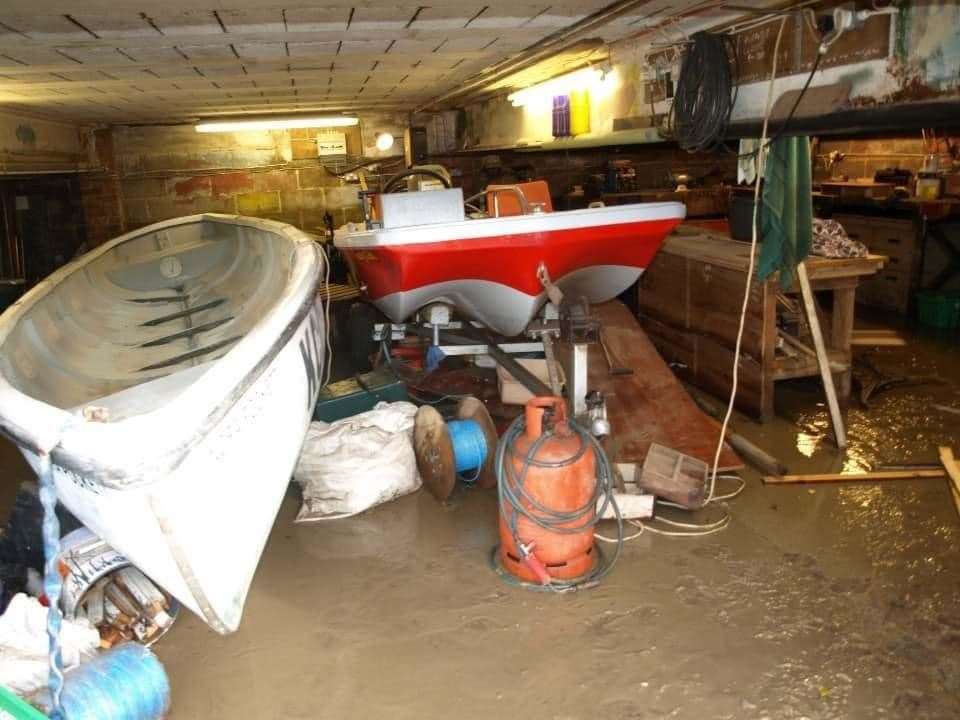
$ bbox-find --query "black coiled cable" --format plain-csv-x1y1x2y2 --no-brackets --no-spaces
666,31,738,153
493,412,623,592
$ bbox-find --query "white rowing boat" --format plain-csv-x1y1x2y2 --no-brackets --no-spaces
0,213,326,634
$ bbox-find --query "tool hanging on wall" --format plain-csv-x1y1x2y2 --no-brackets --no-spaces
413,397,499,501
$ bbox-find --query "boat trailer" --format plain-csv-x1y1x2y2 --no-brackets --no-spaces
373,294,613,436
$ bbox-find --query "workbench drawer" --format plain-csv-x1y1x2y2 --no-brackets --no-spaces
858,268,911,314
833,214,872,242
834,214,916,271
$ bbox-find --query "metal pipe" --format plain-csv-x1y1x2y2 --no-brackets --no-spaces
414,0,656,112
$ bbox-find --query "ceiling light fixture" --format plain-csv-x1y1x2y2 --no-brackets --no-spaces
375,132,395,151
195,116,359,133
507,67,608,108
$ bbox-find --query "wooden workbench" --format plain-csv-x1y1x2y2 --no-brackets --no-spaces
638,226,886,420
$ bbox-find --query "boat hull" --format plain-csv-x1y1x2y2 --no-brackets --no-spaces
21,297,325,634
0,213,324,634
337,203,684,336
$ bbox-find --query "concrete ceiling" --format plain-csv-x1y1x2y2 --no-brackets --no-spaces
0,1,767,124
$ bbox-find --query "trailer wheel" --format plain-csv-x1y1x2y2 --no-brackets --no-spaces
347,302,379,371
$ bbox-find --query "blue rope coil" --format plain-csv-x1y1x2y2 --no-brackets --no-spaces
57,644,171,720
448,419,487,482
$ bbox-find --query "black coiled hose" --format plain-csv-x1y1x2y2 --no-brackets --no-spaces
666,31,738,153
493,412,623,592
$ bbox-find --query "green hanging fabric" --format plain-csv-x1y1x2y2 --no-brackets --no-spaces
757,136,812,288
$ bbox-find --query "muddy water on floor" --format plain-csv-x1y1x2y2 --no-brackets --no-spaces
152,329,958,719
1,329,957,719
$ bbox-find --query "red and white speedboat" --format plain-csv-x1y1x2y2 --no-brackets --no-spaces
336,189,685,336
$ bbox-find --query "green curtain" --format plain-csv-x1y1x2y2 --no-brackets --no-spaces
757,136,812,287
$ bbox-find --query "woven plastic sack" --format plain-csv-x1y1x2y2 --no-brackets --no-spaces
293,402,421,521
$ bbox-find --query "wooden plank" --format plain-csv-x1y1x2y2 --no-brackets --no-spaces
831,285,857,411
765,470,947,484
590,301,742,471
686,387,788,477
851,329,908,347
797,262,847,449
937,447,960,517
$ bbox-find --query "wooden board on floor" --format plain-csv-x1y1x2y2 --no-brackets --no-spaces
589,301,742,471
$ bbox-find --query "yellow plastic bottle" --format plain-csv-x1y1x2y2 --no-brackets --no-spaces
570,90,591,136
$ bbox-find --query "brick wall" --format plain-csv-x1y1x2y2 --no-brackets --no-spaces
813,132,959,183
430,144,736,202
79,173,125,247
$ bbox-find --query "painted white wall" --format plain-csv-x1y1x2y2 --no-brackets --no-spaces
0,110,87,174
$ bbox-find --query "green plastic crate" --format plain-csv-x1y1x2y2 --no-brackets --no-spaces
0,687,47,720
917,291,960,329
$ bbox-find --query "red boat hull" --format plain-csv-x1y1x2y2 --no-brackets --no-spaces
337,202,684,336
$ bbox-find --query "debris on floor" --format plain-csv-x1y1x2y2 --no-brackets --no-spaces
58,529,178,649
0,593,98,696
639,443,709,509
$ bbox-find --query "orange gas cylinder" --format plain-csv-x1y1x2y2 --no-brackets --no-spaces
498,397,598,584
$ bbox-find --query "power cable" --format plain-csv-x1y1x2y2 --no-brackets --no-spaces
665,31,738,152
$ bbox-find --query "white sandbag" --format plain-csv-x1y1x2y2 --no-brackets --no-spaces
293,401,421,521
0,593,100,696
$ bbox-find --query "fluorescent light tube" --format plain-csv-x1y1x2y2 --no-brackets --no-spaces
195,116,359,133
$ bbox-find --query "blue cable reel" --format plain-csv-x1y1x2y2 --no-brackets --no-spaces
413,397,499,501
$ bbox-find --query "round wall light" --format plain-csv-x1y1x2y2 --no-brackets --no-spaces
375,132,395,151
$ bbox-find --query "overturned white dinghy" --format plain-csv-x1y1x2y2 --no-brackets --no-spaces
0,214,326,634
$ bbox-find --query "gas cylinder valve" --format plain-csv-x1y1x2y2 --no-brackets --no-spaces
517,541,551,586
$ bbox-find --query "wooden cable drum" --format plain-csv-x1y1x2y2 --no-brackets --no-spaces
413,397,498,501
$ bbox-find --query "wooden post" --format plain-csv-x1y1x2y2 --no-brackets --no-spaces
797,262,847,448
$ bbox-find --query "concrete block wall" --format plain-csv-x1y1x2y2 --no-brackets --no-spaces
80,114,408,246
117,165,361,236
